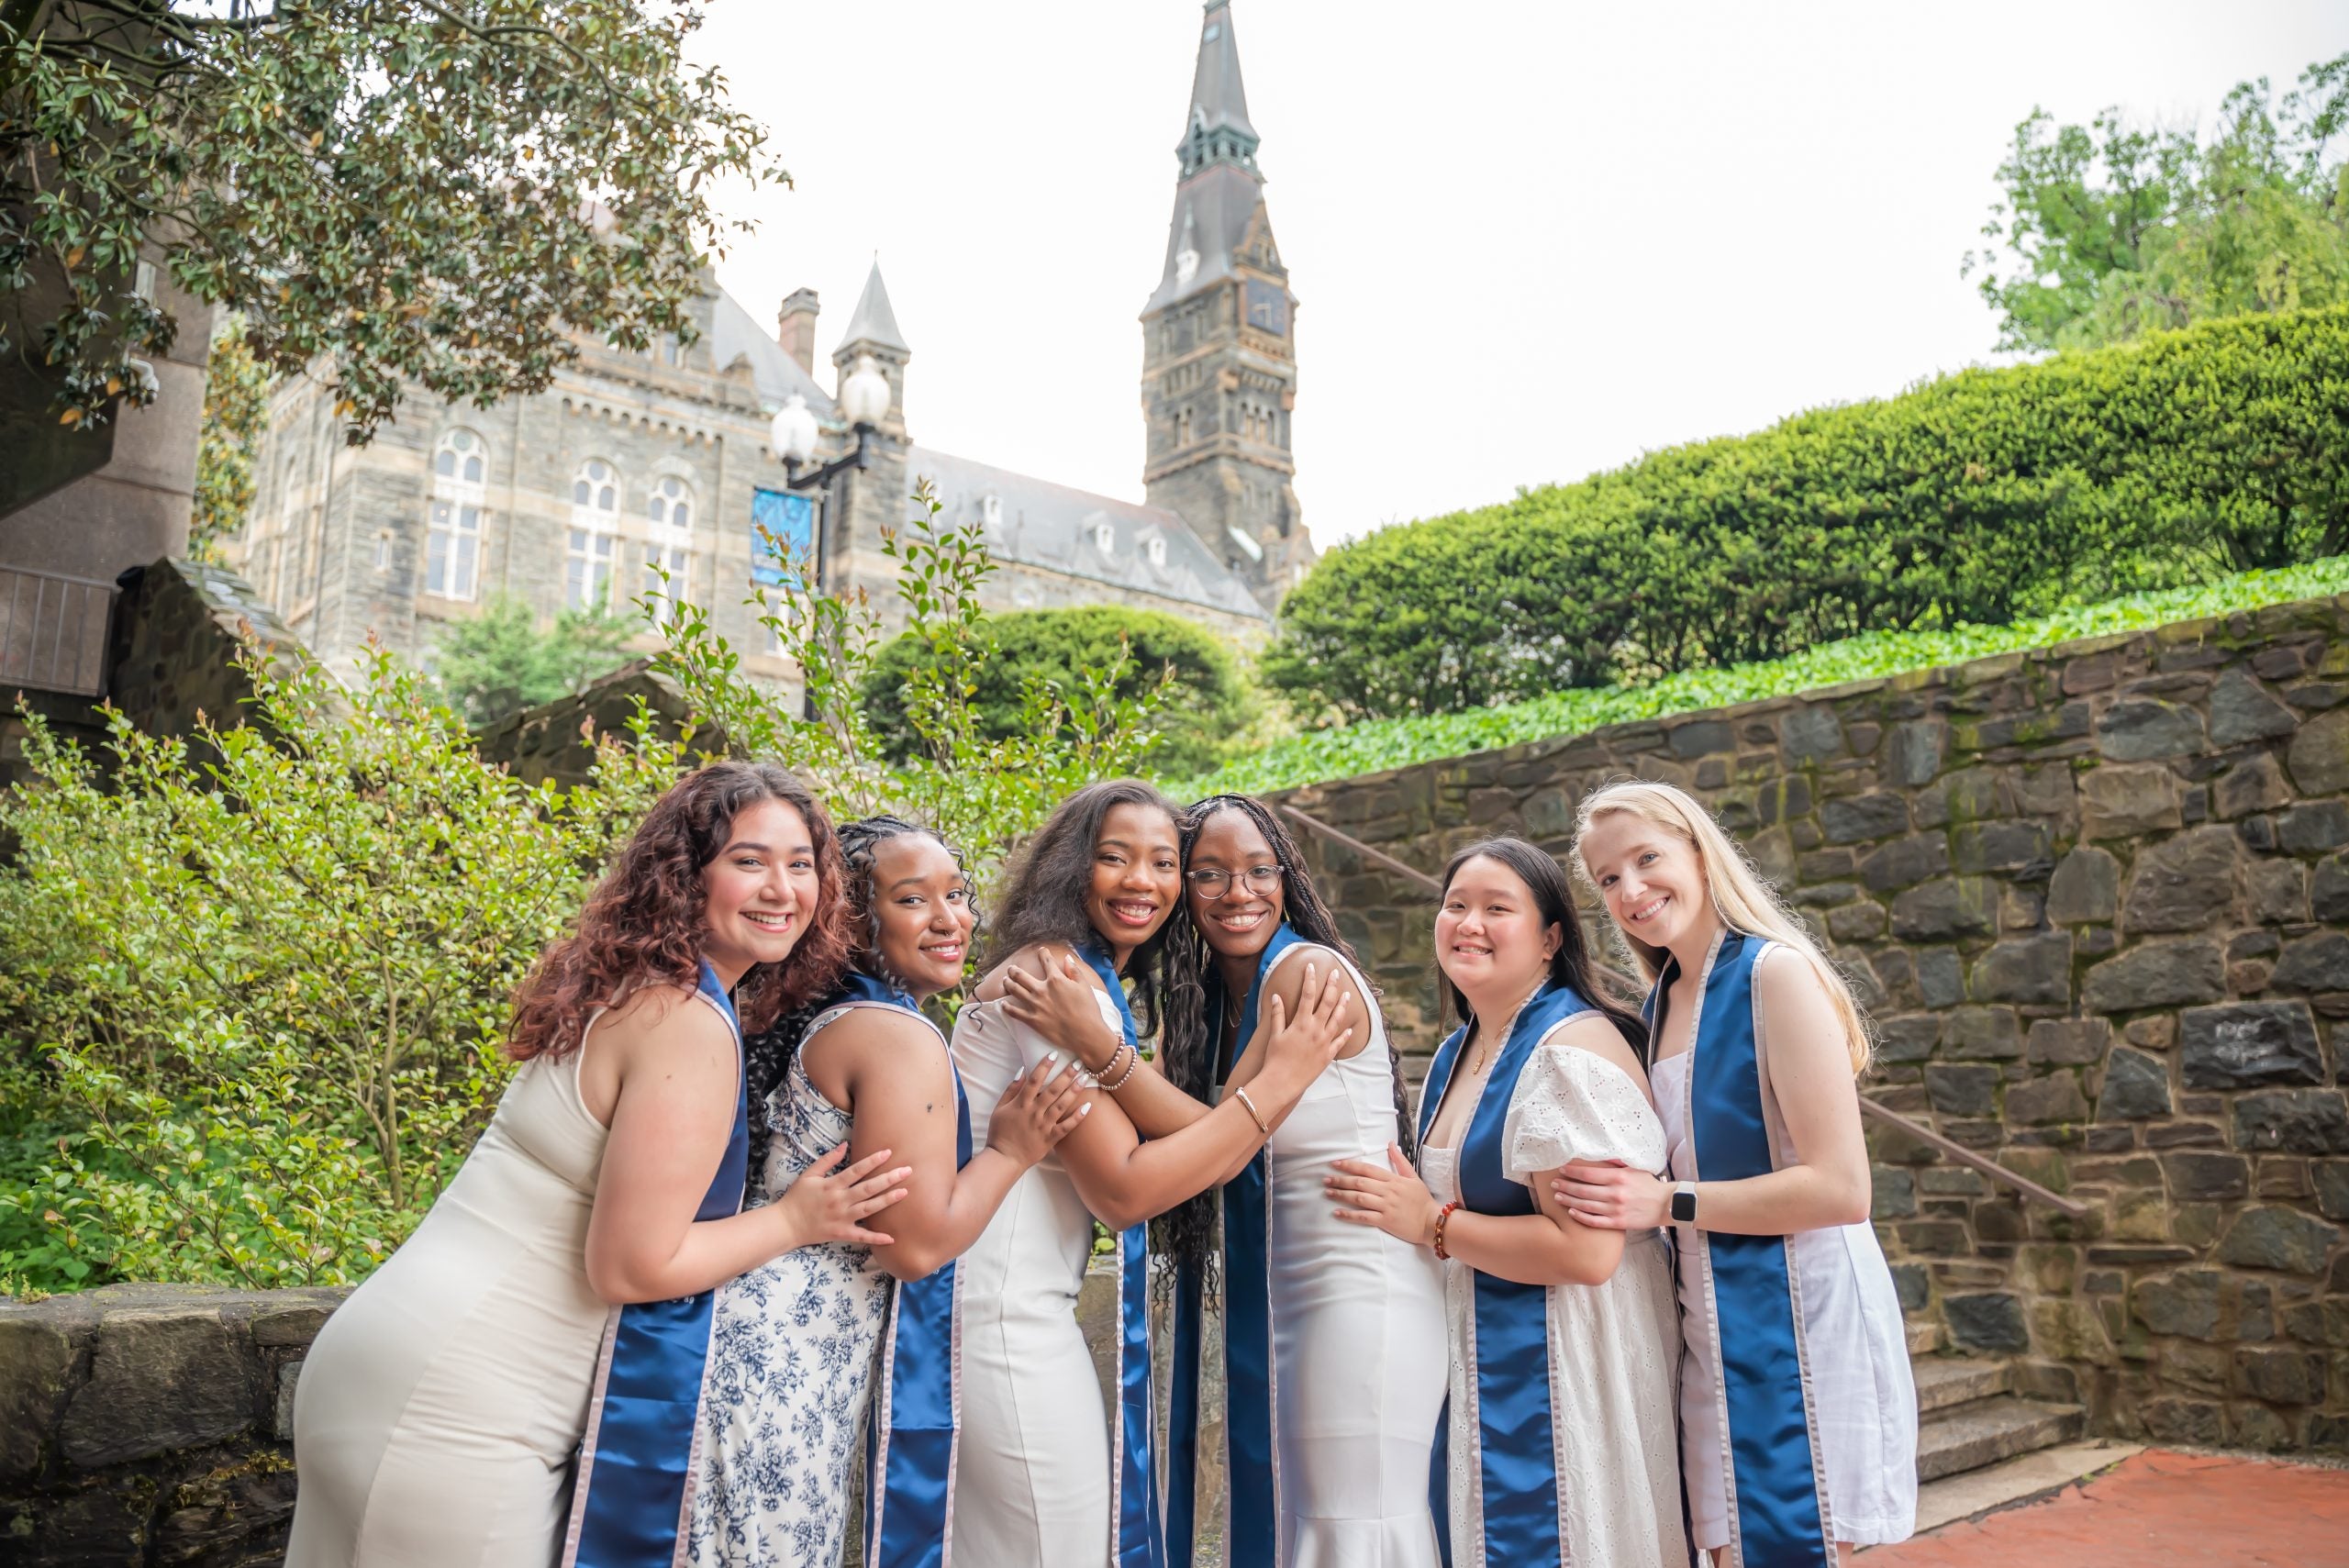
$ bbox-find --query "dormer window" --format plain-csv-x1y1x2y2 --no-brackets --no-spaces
1146,537,1166,566
1095,523,1115,553
982,494,1003,528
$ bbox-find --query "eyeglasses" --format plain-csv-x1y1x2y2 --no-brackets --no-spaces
1187,864,1283,900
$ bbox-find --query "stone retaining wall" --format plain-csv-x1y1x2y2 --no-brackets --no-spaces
1271,591,2349,1455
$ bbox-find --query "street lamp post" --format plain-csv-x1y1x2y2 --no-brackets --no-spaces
768,353,892,493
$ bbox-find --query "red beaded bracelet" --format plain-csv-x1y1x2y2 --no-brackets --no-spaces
1431,1201,1462,1261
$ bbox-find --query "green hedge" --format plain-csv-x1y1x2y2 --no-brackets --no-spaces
862,605,1254,780
1183,558,2349,799
1265,305,2349,722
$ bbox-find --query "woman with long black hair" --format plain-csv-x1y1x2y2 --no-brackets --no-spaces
1327,836,1687,1568
1007,794,1444,1565
920,779,1356,1568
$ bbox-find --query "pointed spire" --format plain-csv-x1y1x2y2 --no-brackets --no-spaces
841,257,907,354
1177,3,1259,177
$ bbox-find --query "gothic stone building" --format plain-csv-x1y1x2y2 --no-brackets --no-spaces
229,2,1308,688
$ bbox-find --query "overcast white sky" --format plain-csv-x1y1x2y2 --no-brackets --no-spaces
694,3,2345,547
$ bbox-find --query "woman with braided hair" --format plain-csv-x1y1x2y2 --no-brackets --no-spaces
688,815,1089,1568
1002,794,1445,1566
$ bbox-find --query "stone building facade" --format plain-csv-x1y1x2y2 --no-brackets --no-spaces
1269,590,2349,1456
226,5,1301,687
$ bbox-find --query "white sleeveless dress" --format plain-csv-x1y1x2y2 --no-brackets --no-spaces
1653,1031,1918,1550
687,1019,896,1566
948,992,1123,1567
287,995,729,1567
1419,1034,1687,1568
1238,942,1447,1566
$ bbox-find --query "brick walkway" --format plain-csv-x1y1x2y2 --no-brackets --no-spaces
1867,1449,2349,1567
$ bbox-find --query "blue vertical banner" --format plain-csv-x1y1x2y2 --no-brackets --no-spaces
750,488,818,588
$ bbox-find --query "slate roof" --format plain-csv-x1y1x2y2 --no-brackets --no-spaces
840,261,908,353
907,446,1266,624
706,287,836,415
1145,161,1267,316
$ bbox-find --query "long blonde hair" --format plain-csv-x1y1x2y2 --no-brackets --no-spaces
1574,779,1874,1073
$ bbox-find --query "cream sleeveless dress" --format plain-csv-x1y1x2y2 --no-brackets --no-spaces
946,991,1123,1568
1234,941,1448,1566
286,995,729,1567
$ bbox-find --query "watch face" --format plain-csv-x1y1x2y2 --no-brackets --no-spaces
1244,278,1287,335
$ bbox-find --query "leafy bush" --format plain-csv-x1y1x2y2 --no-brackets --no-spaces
1267,305,2349,722
0,647,678,1291
1187,557,2349,799
863,605,1254,779
432,593,640,726
655,483,1172,890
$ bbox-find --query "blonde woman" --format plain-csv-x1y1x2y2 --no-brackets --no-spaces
1567,780,1916,1566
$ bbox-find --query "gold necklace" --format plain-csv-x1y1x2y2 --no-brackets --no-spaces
1469,984,1543,1075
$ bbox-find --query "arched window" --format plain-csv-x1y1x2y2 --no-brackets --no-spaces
426,428,487,599
642,475,694,628
269,457,299,601
567,459,619,610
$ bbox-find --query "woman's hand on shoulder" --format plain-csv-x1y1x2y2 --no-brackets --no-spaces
773,1143,914,1251
1253,958,1356,1089
999,945,1123,1072
987,1054,1092,1167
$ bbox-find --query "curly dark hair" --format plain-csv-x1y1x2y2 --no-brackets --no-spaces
1438,836,1644,1049
1148,794,1414,1281
983,778,1185,1037
506,762,853,1062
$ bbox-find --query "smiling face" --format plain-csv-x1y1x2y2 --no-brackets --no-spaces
863,833,975,1000
1434,853,1560,1008
1578,808,1710,959
1085,801,1183,964
1185,806,1286,962
699,799,822,986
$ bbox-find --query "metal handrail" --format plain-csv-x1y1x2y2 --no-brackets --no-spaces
1277,802,2090,1218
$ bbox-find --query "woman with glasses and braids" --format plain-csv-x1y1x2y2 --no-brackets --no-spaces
1001,795,1444,1567
687,816,1088,1568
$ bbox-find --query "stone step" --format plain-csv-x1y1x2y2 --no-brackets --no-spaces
1905,1317,1946,1356
1918,1396,2084,1483
1911,1355,2011,1415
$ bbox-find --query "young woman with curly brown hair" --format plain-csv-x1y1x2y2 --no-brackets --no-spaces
287,762,914,1568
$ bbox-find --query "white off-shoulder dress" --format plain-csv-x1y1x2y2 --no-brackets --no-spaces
1420,1034,1687,1568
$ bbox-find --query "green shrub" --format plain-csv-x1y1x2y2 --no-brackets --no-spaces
432,593,640,726
863,606,1253,779
0,648,679,1290
1189,557,2349,798
1268,305,2349,722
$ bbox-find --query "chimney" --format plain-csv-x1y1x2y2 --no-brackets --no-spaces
776,288,820,375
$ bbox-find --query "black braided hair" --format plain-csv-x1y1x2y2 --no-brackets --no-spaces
742,813,973,1191
1148,794,1414,1286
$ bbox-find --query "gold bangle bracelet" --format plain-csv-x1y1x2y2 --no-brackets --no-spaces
1233,1084,1269,1134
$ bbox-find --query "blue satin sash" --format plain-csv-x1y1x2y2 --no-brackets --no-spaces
1650,930,1833,1568
1415,981,1595,1568
828,972,971,1568
1166,922,1300,1567
1074,941,1169,1568
562,961,746,1568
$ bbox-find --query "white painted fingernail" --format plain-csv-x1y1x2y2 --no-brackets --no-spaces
1080,1103,1093,1117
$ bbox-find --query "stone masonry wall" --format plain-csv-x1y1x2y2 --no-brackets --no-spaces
1271,591,2349,1455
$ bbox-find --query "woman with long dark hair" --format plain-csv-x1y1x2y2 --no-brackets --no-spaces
288,762,912,1568
1326,836,1687,1567
688,816,1087,1566
1007,794,1444,1565
925,779,1356,1568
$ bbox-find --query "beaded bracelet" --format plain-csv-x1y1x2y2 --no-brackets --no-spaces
1431,1201,1463,1261
1099,1040,1141,1092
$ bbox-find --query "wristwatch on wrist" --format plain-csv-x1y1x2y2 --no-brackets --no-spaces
1670,1181,1698,1226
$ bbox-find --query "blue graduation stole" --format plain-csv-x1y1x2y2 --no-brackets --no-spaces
1073,940,1169,1568
562,961,747,1568
1414,980,1595,1568
1648,930,1833,1568
843,972,972,1568
1166,922,1300,1567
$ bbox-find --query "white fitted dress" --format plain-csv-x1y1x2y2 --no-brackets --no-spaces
1419,1034,1687,1568
1242,942,1447,1567
948,993,1121,1567
1653,1021,1918,1550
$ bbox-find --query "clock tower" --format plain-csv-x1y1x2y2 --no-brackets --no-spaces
1141,1,1309,610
